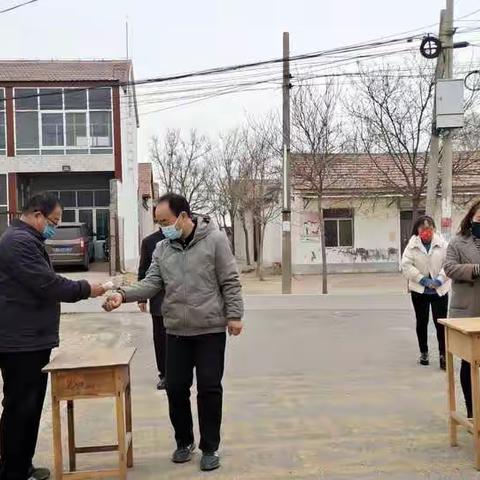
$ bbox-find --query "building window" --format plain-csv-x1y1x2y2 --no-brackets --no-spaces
14,87,113,155
324,209,353,247
0,174,7,234
0,88,5,155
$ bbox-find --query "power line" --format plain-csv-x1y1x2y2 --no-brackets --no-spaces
0,0,38,15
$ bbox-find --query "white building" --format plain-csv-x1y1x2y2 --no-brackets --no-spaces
0,60,140,270
235,153,480,273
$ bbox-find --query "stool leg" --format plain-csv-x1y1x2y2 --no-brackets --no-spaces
471,361,480,470
447,351,458,447
52,395,64,480
125,380,133,468
67,401,76,472
116,391,127,480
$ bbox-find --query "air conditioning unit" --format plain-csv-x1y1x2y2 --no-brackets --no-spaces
90,137,111,147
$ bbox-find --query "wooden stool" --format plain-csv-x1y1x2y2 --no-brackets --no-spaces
43,348,136,480
439,317,480,469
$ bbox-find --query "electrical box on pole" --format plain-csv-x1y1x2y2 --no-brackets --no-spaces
435,79,464,129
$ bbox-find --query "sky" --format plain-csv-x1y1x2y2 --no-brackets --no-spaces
0,0,479,162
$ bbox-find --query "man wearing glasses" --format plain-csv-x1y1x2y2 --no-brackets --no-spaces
0,193,106,480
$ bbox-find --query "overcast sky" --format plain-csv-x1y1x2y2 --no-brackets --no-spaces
0,0,479,162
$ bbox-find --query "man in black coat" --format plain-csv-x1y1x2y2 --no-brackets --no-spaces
138,210,166,390
0,193,105,480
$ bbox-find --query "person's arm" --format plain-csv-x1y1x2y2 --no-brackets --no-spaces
401,244,424,284
214,232,244,321
9,236,91,302
444,240,479,281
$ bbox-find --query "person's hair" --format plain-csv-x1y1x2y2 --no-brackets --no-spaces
156,193,192,217
22,193,61,216
411,215,436,237
459,199,480,237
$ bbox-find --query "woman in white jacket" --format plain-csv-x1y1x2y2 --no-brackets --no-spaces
401,215,451,370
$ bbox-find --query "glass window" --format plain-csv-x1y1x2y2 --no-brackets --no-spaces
16,111,39,149
64,89,87,110
96,209,110,240
53,226,82,239
0,112,5,153
15,88,38,110
41,113,64,146
79,209,93,235
66,113,87,147
39,89,63,110
89,88,111,109
59,191,76,208
0,174,7,205
324,220,338,248
94,190,110,207
0,206,7,236
339,219,353,247
89,112,112,147
61,210,76,223
77,191,94,207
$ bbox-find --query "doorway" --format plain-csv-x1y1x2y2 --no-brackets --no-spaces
400,210,425,253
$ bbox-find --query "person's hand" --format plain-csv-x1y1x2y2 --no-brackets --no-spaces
102,292,123,312
432,278,443,289
138,302,147,313
89,282,107,298
228,319,243,336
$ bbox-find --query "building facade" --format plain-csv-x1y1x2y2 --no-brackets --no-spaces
0,60,139,270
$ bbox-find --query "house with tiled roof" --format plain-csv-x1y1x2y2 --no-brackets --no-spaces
0,59,139,271
234,152,480,274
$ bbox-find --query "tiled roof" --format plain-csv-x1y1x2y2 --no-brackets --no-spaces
138,163,153,198
0,60,132,83
292,153,480,196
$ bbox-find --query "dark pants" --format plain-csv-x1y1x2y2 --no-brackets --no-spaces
461,361,474,418
0,349,51,480
152,315,166,378
411,292,448,355
166,333,226,453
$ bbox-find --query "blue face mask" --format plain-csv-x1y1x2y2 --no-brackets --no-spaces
42,224,57,240
161,221,182,241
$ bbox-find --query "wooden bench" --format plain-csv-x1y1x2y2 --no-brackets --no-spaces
439,317,480,469
43,348,136,480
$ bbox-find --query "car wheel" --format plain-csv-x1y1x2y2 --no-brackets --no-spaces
82,252,90,271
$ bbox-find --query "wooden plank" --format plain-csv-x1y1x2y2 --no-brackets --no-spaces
54,369,116,399
116,389,127,480
75,445,118,454
67,401,76,472
448,329,473,363
439,318,480,334
52,393,64,480
43,348,136,372
447,348,459,446
125,374,134,468
451,411,474,434
62,469,119,479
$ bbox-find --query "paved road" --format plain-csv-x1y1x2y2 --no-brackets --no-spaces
31,294,477,479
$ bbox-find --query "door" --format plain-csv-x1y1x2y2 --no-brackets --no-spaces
400,210,425,253
79,209,93,237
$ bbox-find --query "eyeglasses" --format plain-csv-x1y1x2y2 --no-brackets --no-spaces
35,211,59,227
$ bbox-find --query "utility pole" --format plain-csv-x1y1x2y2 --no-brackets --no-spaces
425,10,446,218
441,0,454,241
282,32,292,294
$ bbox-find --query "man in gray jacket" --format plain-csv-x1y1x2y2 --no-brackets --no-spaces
104,193,243,472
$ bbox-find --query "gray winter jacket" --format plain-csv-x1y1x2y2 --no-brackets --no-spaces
444,234,480,319
122,217,243,336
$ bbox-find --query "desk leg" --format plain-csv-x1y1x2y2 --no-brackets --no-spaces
67,400,76,472
471,361,480,470
447,351,458,447
125,372,133,468
51,393,63,480
116,390,127,480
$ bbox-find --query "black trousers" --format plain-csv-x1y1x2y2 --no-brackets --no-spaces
411,292,448,355
166,333,226,453
461,361,474,418
152,315,166,378
0,349,51,480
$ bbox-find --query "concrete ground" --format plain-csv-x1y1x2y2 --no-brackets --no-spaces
27,292,480,479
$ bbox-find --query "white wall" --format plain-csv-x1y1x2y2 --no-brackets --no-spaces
139,197,155,241
117,87,139,271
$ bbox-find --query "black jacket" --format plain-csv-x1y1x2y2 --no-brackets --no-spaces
0,219,91,352
138,229,165,315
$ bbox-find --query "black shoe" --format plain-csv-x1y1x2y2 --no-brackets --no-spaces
29,466,51,480
172,443,195,464
200,452,220,472
419,352,429,366
157,376,166,390
440,354,446,371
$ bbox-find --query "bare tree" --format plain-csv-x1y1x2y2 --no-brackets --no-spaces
150,129,212,212
348,58,434,220
242,116,281,280
291,79,349,294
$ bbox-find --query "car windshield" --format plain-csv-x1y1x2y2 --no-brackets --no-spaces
51,226,83,240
